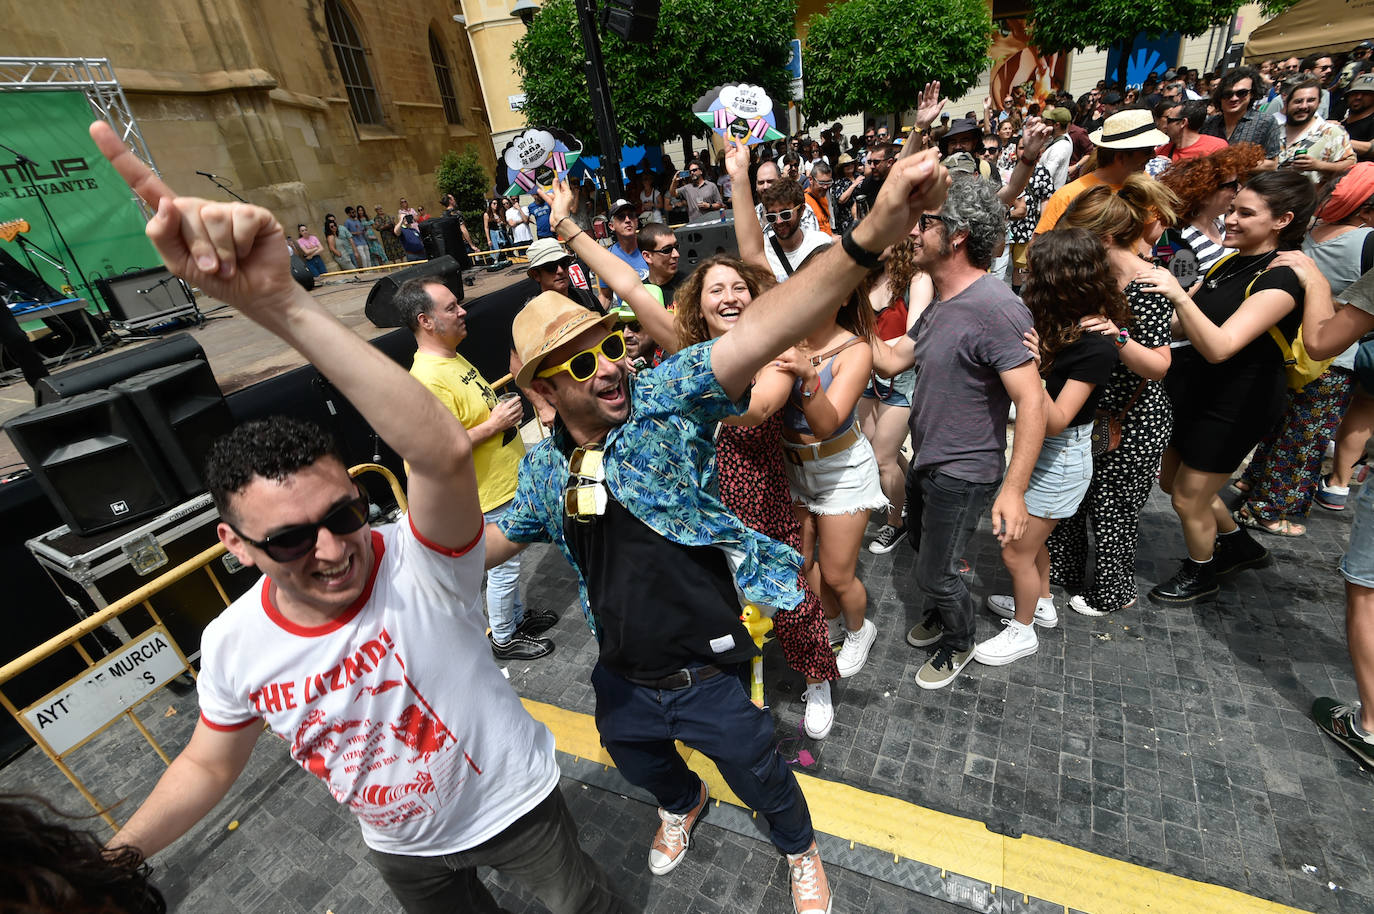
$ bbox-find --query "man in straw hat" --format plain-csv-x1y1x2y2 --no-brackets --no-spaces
87,124,628,913
1034,107,1171,235
482,143,951,914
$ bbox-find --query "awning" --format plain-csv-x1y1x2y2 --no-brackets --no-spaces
1244,0,1374,62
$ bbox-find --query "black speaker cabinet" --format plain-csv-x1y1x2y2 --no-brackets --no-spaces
4,391,180,535
419,217,472,270
34,332,208,405
675,221,739,268
365,255,463,328
112,361,235,499
95,267,197,326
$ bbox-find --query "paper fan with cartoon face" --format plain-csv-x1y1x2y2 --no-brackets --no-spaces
693,84,785,145
500,128,583,196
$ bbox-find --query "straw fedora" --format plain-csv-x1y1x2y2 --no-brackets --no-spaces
1089,109,1169,149
513,291,619,388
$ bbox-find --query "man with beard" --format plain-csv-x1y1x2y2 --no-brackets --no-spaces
1343,73,1374,161
669,159,725,224
481,147,953,914
1201,66,1281,163
753,159,820,236
1279,78,1355,183
870,176,1047,690
758,176,834,282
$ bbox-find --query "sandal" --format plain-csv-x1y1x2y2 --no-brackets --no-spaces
1231,479,1252,494
1235,506,1304,537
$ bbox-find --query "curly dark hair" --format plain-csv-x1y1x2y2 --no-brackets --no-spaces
1244,169,1318,249
1021,229,1130,374
759,176,805,209
1158,143,1265,222
0,796,165,913
883,236,921,303
204,416,342,521
673,255,776,348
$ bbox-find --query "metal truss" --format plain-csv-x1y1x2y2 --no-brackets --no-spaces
0,57,159,216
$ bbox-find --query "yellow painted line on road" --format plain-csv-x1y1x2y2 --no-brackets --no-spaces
521,698,1311,914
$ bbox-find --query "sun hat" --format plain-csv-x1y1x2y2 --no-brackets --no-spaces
512,291,619,388
525,237,573,269
1089,109,1169,149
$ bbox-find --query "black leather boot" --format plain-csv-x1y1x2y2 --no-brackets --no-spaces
1149,558,1220,606
1213,528,1271,576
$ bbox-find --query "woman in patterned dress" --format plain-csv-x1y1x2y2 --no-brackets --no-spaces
1045,176,1180,616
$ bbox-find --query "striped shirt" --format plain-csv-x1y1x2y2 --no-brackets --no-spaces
1182,224,1230,275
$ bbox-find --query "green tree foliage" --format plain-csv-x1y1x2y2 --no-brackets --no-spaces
513,0,796,151
1027,0,1301,87
435,148,492,210
801,0,992,122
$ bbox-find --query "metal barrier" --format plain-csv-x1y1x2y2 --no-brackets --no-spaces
0,464,407,831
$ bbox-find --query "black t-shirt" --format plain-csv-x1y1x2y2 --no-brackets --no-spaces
565,492,757,679
652,271,684,310
1194,256,1304,371
1346,112,1374,161
1045,333,1119,427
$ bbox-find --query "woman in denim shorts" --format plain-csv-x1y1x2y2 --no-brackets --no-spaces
980,231,1123,667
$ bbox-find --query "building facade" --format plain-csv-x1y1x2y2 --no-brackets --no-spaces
11,0,495,238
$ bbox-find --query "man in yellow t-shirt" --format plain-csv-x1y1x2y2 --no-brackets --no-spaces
400,278,557,660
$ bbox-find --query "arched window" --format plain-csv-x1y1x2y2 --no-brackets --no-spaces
429,30,462,125
324,0,383,125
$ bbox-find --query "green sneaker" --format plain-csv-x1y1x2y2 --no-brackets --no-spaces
1313,698,1374,767
906,611,944,648
915,644,973,690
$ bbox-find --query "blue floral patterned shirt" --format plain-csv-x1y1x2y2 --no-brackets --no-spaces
498,339,805,638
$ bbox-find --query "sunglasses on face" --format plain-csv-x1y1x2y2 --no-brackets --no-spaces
918,213,949,233
1218,179,1240,192
982,146,1000,155
537,260,571,273
230,485,370,563
1165,116,1186,124
649,243,679,255
1219,88,1251,100
764,208,799,224
536,330,627,383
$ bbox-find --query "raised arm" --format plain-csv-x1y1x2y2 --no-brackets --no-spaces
723,138,768,273
89,121,481,552
542,181,677,351
1279,251,1374,358
996,119,1052,206
710,150,948,399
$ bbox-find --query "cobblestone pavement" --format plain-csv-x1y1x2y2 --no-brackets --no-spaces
1,485,1369,913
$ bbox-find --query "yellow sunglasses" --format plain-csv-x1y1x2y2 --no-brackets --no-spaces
536,330,627,382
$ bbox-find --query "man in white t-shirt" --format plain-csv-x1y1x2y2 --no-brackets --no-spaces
89,122,623,914
758,177,833,282
506,199,534,250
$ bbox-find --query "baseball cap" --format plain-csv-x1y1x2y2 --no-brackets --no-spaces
608,199,637,216
1043,107,1071,124
1351,73,1374,94
525,237,573,270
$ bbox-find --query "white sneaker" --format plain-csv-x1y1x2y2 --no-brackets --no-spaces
835,618,876,678
985,593,1058,628
1069,594,1111,617
973,619,1039,666
826,615,845,647
802,680,834,739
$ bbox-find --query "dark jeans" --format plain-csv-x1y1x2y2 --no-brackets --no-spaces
906,467,1000,651
591,661,814,855
368,787,627,914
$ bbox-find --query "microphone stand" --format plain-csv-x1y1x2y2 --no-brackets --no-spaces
199,172,248,204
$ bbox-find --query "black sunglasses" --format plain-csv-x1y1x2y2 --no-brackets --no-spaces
230,485,370,563
1165,116,1186,124
1218,179,1240,192
981,146,1000,155
649,243,679,255
1219,88,1251,100
918,213,949,233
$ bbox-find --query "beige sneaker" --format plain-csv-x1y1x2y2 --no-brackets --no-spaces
787,840,832,913
647,780,708,875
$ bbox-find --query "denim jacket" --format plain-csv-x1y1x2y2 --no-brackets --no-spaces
498,339,805,638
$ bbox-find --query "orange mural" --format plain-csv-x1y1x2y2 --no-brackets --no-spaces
989,18,1068,107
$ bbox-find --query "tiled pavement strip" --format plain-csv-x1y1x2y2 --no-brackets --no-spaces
1,485,1370,913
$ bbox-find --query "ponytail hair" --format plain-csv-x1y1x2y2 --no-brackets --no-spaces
1057,174,1180,248
1242,169,1317,249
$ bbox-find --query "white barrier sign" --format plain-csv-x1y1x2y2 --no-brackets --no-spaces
24,627,186,755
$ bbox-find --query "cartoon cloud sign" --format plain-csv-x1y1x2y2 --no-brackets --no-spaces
693,83,785,145
500,127,583,196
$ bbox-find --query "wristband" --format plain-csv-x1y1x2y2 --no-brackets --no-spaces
800,376,820,399
1114,327,1130,349
562,229,585,244
1019,154,1037,167
841,227,883,270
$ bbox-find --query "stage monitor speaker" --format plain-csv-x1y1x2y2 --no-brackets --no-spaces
418,217,472,270
365,255,463,329
34,333,208,405
602,0,659,42
674,221,739,269
112,361,235,499
289,252,316,291
4,391,180,535
95,267,196,325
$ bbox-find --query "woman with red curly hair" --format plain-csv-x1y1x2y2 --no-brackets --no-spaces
1158,143,1266,274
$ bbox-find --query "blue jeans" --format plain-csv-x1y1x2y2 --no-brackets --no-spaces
304,255,326,276
906,467,1000,651
484,502,525,641
590,661,814,855
368,787,627,914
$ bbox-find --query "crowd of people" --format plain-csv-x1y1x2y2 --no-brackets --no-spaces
54,36,1374,914
294,194,477,275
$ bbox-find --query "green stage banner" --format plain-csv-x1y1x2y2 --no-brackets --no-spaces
0,90,158,305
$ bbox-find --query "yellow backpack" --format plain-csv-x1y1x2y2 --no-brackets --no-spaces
1203,253,1334,391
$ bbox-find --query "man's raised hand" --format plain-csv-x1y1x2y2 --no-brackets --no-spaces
914,81,946,131
854,149,947,252
1019,117,1053,159
548,176,574,228
723,136,751,182
89,121,297,322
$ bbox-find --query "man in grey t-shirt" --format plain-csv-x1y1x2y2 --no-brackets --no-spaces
671,159,725,224
875,177,1047,691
